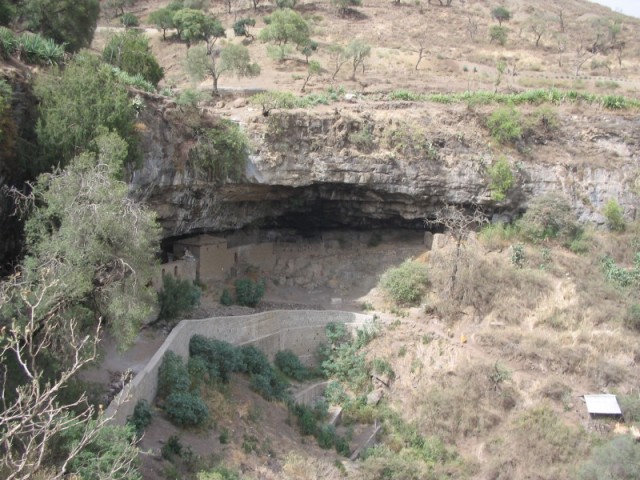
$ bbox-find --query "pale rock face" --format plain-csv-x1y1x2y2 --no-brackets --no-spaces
130,97,639,239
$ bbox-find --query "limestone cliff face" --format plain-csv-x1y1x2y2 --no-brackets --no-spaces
132,96,640,238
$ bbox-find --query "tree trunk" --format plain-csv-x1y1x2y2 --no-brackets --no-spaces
212,75,220,96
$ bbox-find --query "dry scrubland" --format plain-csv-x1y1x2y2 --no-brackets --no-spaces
89,1,640,479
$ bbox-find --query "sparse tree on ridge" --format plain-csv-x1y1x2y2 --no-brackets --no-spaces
346,39,371,81
329,44,349,80
186,43,260,95
491,6,511,26
148,8,176,41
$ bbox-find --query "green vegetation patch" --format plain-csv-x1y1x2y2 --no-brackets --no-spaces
379,259,429,306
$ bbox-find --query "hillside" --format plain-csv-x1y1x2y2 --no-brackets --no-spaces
1,0,640,479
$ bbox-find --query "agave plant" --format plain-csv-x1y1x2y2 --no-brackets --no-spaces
0,27,17,59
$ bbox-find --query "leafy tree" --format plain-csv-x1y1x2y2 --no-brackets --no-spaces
0,0,16,25
148,8,175,41
259,8,310,47
328,44,349,80
300,59,321,92
301,38,317,63
233,17,255,40
19,0,100,52
172,8,225,50
120,12,139,28
491,6,511,26
34,54,138,167
332,0,361,16
519,193,577,242
17,134,160,347
185,43,259,96
103,31,164,86
345,39,371,80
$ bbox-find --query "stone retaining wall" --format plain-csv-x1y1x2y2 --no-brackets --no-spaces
106,310,372,425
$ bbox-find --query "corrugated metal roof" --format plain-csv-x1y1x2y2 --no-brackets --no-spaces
583,394,622,415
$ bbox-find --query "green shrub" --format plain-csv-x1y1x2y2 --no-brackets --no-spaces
322,342,369,392
519,193,577,242
379,260,429,306
161,434,184,461
165,391,209,426
233,18,256,37
158,274,201,320
619,394,640,423
249,371,288,401
579,435,640,480
487,105,522,144
220,288,233,306
291,403,318,436
121,12,139,28
189,335,241,383
489,25,508,45
238,345,271,376
603,198,625,232
487,155,514,201
187,355,209,390
127,400,152,437
234,278,265,307
158,351,190,398
624,304,640,332
316,424,337,449
190,120,250,183
275,349,309,381
16,32,65,65
103,31,164,86
335,435,351,456
0,26,17,58
371,358,395,381
601,255,640,288
511,243,526,268
324,381,349,405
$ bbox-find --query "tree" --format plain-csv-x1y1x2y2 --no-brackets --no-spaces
148,8,176,41
426,204,487,297
259,8,310,47
34,54,138,168
103,31,164,86
528,14,547,47
301,39,317,63
491,6,511,26
19,0,99,52
18,134,160,347
0,0,16,25
331,0,361,16
233,17,256,40
328,44,348,80
412,38,427,71
300,60,321,92
172,9,225,49
104,0,137,18
579,435,640,480
186,43,260,96
345,39,370,80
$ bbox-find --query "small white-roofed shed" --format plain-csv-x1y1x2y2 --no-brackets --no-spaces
582,394,622,418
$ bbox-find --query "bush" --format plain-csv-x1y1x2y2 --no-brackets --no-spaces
158,275,201,320
316,424,337,449
487,155,514,201
120,13,139,28
127,400,152,437
624,304,640,332
379,260,429,306
489,25,508,45
487,105,521,144
103,31,164,86
519,193,577,242
187,355,209,390
238,345,271,376
619,394,640,423
292,403,318,436
275,350,309,381
249,371,288,401
579,435,640,480
220,288,233,306
161,434,184,461
165,391,209,426
234,278,265,307
158,351,190,398
189,335,241,383
603,198,625,232
190,120,250,183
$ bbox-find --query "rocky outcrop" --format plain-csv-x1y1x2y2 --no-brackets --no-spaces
131,96,640,238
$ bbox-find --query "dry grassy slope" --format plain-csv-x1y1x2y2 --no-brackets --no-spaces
97,0,640,95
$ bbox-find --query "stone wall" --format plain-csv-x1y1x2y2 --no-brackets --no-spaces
105,310,372,425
